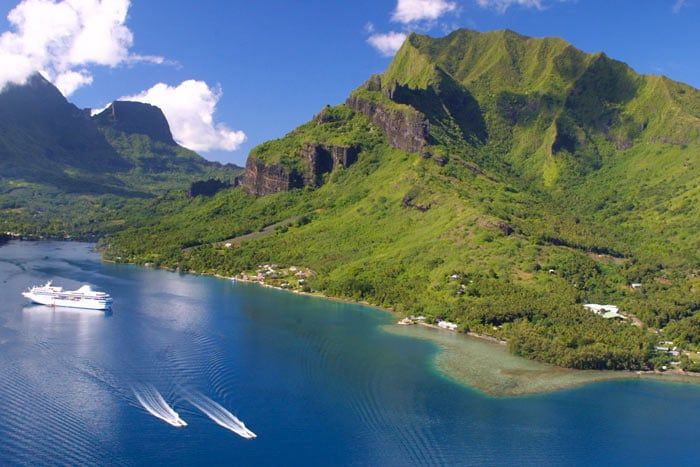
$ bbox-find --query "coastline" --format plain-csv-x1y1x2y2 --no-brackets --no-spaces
231,274,392,313
229,271,700,396
10,240,694,397
385,323,700,397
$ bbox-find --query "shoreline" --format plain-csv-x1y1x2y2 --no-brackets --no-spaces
385,323,700,397
6,240,698,396
231,274,392,313
230,272,700,395
413,321,508,345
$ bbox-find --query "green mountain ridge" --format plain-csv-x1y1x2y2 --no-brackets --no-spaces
0,74,241,237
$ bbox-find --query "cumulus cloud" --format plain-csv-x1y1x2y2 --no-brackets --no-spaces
53,69,93,95
121,80,246,152
391,0,457,24
366,0,457,56
0,0,165,95
367,31,408,56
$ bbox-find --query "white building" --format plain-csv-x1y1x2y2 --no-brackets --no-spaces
584,304,626,320
584,304,619,314
437,320,458,331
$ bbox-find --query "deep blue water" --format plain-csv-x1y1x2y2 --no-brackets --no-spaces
0,241,699,466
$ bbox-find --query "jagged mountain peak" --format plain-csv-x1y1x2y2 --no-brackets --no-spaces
93,100,176,145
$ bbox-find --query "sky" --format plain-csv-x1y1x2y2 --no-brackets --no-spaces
0,0,698,166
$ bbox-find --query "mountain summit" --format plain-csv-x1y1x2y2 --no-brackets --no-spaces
93,101,176,145
244,29,698,196
0,73,128,180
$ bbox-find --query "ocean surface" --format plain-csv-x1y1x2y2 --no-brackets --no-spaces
0,241,699,466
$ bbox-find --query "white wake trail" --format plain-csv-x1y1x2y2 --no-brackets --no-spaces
133,384,187,427
188,392,256,439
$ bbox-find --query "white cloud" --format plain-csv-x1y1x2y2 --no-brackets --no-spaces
477,0,573,13
367,31,408,57
121,80,246,152
391,0,457,24
0,0,165,95
54,69,93,95
367,1,457,57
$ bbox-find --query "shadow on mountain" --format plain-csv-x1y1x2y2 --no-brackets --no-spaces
389,68,488,145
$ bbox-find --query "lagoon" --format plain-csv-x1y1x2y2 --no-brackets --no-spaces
0,241,699,465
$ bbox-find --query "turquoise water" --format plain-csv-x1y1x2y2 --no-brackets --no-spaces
0,241,698,466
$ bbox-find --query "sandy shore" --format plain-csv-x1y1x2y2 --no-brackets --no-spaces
385,324,700,397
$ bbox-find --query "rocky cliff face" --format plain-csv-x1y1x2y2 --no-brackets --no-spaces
188,178,231,197
241,72,438,196
346,95,428,153
93,101,175,145
301,143,360,185
242,143,361,196
242,158,305,195
346,79,429,154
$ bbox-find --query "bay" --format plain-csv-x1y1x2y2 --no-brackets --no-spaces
0,241,698,466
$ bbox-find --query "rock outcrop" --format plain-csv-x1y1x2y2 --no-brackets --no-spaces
301,143,360,185
93,101,176,145
346,94,429,153
242,158,305,196
188,178,231,197
242,143,361,196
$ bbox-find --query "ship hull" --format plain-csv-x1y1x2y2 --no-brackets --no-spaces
22,292,111,311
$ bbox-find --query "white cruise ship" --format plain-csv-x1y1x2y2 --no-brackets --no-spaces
22,282,113,310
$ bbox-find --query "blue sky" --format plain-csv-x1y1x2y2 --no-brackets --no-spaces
0,0,698,166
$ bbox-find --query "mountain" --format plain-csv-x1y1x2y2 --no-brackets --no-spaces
0,74,129,184
240,29,700,267
0,73,241,237
73,30,700,370
93,100,230,176
93,100,176,145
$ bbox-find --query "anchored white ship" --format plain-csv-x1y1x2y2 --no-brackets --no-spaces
22,282,112,310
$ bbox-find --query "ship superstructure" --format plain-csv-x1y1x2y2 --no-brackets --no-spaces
22,282,112,310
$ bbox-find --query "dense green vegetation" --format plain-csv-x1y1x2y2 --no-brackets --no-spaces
102,136,679,370
4,30,699,372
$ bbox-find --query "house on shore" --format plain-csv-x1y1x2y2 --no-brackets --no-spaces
584,304,626,320
437,320,458,331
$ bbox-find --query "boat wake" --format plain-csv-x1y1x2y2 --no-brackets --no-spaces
187,392,256,439
133,384,187,427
